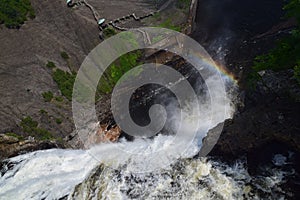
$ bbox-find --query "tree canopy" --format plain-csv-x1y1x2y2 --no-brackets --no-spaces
0,0,35,28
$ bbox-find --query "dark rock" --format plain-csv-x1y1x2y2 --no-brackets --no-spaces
208,70,300,160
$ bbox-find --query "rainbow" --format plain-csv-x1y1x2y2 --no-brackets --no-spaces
190,51,239,84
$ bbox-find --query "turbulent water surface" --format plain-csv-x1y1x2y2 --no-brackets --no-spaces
0,69,297,199
0,147,296,199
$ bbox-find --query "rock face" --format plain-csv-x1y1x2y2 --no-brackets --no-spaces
67,122,121,149
0,0,158,145
96,124,121,143
69,164,106,200
209,69,300,159
0,0,98,138
0,134,63,161
191,0,300,159
85,124,121,146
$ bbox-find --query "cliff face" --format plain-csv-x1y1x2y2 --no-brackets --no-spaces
192,0,300,158
0,0,98,138
1,0,299,162
0,0,158,140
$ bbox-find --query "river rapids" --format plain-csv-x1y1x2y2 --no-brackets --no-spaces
0,147,296,199
0,76,297,199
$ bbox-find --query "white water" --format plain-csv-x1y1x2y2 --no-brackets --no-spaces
0,74,294,199
0,149,295,200
94,157,295,200
0,103,296,200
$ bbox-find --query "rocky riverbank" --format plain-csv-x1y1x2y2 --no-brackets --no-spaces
0,134,65,160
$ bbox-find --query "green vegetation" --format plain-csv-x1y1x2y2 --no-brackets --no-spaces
5,132,24,140
177,0,191,9
20,116,53,140
52,69,76,101
54,96,64,102
55,118,62,124
249,0,300,86
42,91,54,102
0,0,35,28
50,50,141,101
103,27,117,38
20,116,38,133
60,51,70,60
284,0,300,22
152,12,161,20
159,18,181,32
96,51,142,95
39,109,48,114
46,61,56,69
34,128,53,140
119,32,139,48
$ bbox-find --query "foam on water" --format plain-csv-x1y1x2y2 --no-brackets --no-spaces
0,149,98,199
0,73,293,199
70,157,295,199
0,146,296,199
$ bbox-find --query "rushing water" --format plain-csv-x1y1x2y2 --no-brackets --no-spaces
0,147,296,200
0,68,297,199
0,78,297,199
0,62,297,199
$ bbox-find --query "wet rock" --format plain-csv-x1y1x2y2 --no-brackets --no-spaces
199,122,225,157
256,69,300,101
69,164,106,200
209,70,300,159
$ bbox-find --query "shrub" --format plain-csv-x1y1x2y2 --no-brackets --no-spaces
46,61,56,69
20,116,53,140
52,51,142,100
0,0,35,28
103,27,116,38
54,96,64,102
52,69,76,100
60,51,70,60
35,128,53,140
55,118,62,124
42,91,54,102
39,109,48,114
159,18,181,32
20,116,38,133
248,0,300,88
97,51,142,95
284,0,300,22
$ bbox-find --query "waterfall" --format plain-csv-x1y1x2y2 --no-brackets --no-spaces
0,149,295,199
